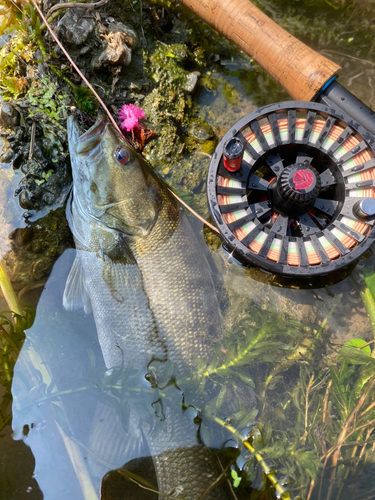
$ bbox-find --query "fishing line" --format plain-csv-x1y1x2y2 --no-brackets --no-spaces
29,0,219,235
29,0,123,138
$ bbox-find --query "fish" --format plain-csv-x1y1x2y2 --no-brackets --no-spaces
64,115,237,499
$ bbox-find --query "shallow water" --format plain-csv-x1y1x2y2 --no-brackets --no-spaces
2,1,375,499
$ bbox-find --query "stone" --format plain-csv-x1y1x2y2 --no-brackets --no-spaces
107,21,138,49
183,71,200,93
96,32,132,67
56,8,95,46
0,102,20,129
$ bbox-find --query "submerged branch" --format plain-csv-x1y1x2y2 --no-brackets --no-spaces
198,458,234,500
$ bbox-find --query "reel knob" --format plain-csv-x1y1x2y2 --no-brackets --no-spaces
223,137,244,172
271,162,321,216
353,198,375,221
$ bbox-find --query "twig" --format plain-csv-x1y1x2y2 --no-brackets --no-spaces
114,468,191,500
28,121,36,160
359,339,375,349
41,0,95,29
321,419,375,461
359,426,374,460
322,379,333,424
326,375,375,500
45,0,110,21
359,402,375,420
168,189,219,234
198,457,234,500
8,0,24,13
307,479,315,500
216,456,239,500
300,373,315,444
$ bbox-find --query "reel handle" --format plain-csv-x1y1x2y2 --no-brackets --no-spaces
180,0,341,101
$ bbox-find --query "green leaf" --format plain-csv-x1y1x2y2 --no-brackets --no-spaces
345,338,371,357
232,371,255,388
215,385,227,411
339,344,375,365
238,406,258,429
363,268,375,299
231,469,241,488
42,169,54,180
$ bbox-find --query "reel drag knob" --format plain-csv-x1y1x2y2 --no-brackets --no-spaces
270,163,321,217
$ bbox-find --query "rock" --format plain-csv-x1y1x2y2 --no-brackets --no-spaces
0,102,20,129
188,121,214,141
96,32,132,67
56,8,95,46
107,21,138,49
183,71,200,93
93,21,138,68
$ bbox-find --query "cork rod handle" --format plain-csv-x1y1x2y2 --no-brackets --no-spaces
180,0,341,101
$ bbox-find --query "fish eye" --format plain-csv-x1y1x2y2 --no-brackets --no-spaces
114,147,130,165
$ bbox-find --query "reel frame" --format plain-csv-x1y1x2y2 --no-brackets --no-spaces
207,101,375,277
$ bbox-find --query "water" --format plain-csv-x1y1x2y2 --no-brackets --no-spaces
2,0,375,499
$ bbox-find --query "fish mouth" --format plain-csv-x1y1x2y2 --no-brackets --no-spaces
75,119,108,156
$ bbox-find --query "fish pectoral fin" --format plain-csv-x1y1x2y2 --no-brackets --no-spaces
102,237,136,265
63,256,92,314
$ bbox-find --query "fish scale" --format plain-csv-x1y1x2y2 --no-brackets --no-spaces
131,199,223,369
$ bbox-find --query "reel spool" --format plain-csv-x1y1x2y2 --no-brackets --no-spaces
207,101,375,277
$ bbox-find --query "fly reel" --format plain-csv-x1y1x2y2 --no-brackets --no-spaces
207,101,375,277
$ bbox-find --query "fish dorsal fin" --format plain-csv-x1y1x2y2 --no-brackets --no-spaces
63,255,92,314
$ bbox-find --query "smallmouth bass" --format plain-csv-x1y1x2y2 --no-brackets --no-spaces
65,115,232,499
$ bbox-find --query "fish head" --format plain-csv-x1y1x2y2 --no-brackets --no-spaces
67,115,160,237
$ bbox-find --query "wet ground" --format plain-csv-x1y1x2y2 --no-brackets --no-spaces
1,0,375,499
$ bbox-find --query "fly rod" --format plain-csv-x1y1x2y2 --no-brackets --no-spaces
180,0,375,136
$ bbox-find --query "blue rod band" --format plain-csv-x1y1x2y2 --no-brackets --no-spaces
316,75,338,98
